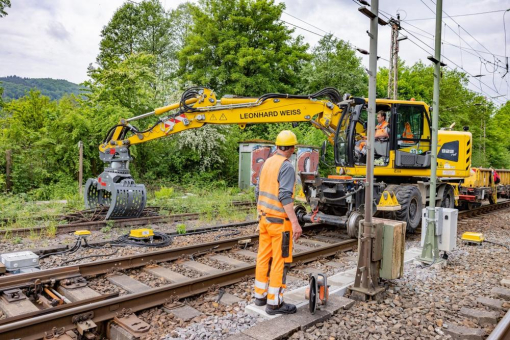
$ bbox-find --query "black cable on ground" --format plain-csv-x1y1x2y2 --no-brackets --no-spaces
484,240,510,250
111,231,173,248
61,248,119,265
39,238,83,259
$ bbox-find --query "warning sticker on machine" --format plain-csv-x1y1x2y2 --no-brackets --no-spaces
442,170,455,175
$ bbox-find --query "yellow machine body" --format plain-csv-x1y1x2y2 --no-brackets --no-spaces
339,98,472,179
461,232,484,244
129,229,154,239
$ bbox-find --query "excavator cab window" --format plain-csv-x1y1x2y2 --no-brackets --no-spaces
394,104,432,168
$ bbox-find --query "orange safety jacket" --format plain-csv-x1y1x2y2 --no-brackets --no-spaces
257,154,294,218
375,121,389,139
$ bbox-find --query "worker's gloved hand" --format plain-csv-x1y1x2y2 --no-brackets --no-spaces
292,221,302,241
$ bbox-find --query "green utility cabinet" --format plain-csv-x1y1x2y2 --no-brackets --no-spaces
374,217,406,280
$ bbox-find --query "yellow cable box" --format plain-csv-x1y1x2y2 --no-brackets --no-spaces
129,228,154,238
461,232,484,244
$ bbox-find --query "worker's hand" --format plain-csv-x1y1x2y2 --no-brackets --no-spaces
292,221,302,241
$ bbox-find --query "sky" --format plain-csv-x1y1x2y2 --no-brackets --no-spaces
0,0,509,105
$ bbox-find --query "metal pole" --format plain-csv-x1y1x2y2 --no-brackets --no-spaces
387,14,400,100
419,0,442,263
364,0,379,224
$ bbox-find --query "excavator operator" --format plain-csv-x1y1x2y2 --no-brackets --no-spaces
253,130,302,315
356,110,389,157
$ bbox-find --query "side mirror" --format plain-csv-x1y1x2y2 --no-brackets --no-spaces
320,140,327,162
320,140,334,168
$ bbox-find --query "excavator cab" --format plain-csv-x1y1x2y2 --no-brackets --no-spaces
335,99,433,173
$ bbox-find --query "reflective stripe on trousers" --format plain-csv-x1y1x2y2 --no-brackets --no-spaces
254,279,268,299
267,286,284,306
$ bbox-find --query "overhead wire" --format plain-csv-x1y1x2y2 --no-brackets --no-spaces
402,28,507,104
404,9,510,21
282,11,329,34
280,12,390,63
403,0,508,101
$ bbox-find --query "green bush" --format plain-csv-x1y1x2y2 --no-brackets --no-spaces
154,187,174,199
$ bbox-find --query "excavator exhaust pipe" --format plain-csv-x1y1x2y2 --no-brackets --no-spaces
84,147,147,220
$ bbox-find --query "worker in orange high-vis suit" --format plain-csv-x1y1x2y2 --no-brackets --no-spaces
356,111,389,156
253,130,302,315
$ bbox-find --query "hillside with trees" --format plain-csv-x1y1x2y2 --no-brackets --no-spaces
0,76,83,100
0,0,509,198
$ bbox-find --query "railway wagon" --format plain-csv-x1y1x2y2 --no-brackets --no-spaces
496,168,510,198
457,167,497,209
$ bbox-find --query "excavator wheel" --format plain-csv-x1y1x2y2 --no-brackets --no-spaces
440,185,455,209
395,185,423,233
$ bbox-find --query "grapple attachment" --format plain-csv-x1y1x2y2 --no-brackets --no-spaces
84,146,147,220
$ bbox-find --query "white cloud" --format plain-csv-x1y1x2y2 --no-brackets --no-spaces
0,0,508,104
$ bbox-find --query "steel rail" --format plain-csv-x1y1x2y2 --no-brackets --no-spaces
0,239,356,340
487,309,510,340
0,204,255,238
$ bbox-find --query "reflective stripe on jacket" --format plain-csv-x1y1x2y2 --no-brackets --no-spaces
403,122,413,139
257,154,294,218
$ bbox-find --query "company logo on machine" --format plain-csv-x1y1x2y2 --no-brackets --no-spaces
438,141,459,162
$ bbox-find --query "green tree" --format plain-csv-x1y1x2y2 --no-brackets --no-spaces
95,0,174,104
178,0,310,96
85,52,157,114
0,0,10,17
299,34,368,97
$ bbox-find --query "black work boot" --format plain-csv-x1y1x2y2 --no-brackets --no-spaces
254,298,267,306
265,302,297,315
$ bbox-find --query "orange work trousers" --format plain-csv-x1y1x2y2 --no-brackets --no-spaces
254,215,293,307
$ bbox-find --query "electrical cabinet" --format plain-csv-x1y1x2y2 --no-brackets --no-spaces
420,207,458,252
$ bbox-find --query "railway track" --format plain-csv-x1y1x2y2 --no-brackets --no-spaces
0,224,356,340
458,199,510,220
1,201,509,339
0,201,256,238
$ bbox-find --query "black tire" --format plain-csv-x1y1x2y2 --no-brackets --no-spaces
440,185,455,209
395,185,423,233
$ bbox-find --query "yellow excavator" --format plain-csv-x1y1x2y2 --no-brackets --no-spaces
84,87,472,234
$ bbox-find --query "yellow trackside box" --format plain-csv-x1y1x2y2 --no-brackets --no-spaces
75,230,91,236
129,228,154,238
461,232,484,244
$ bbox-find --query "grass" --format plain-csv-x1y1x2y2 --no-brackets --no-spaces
147,184,256,223
0,183,257,240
